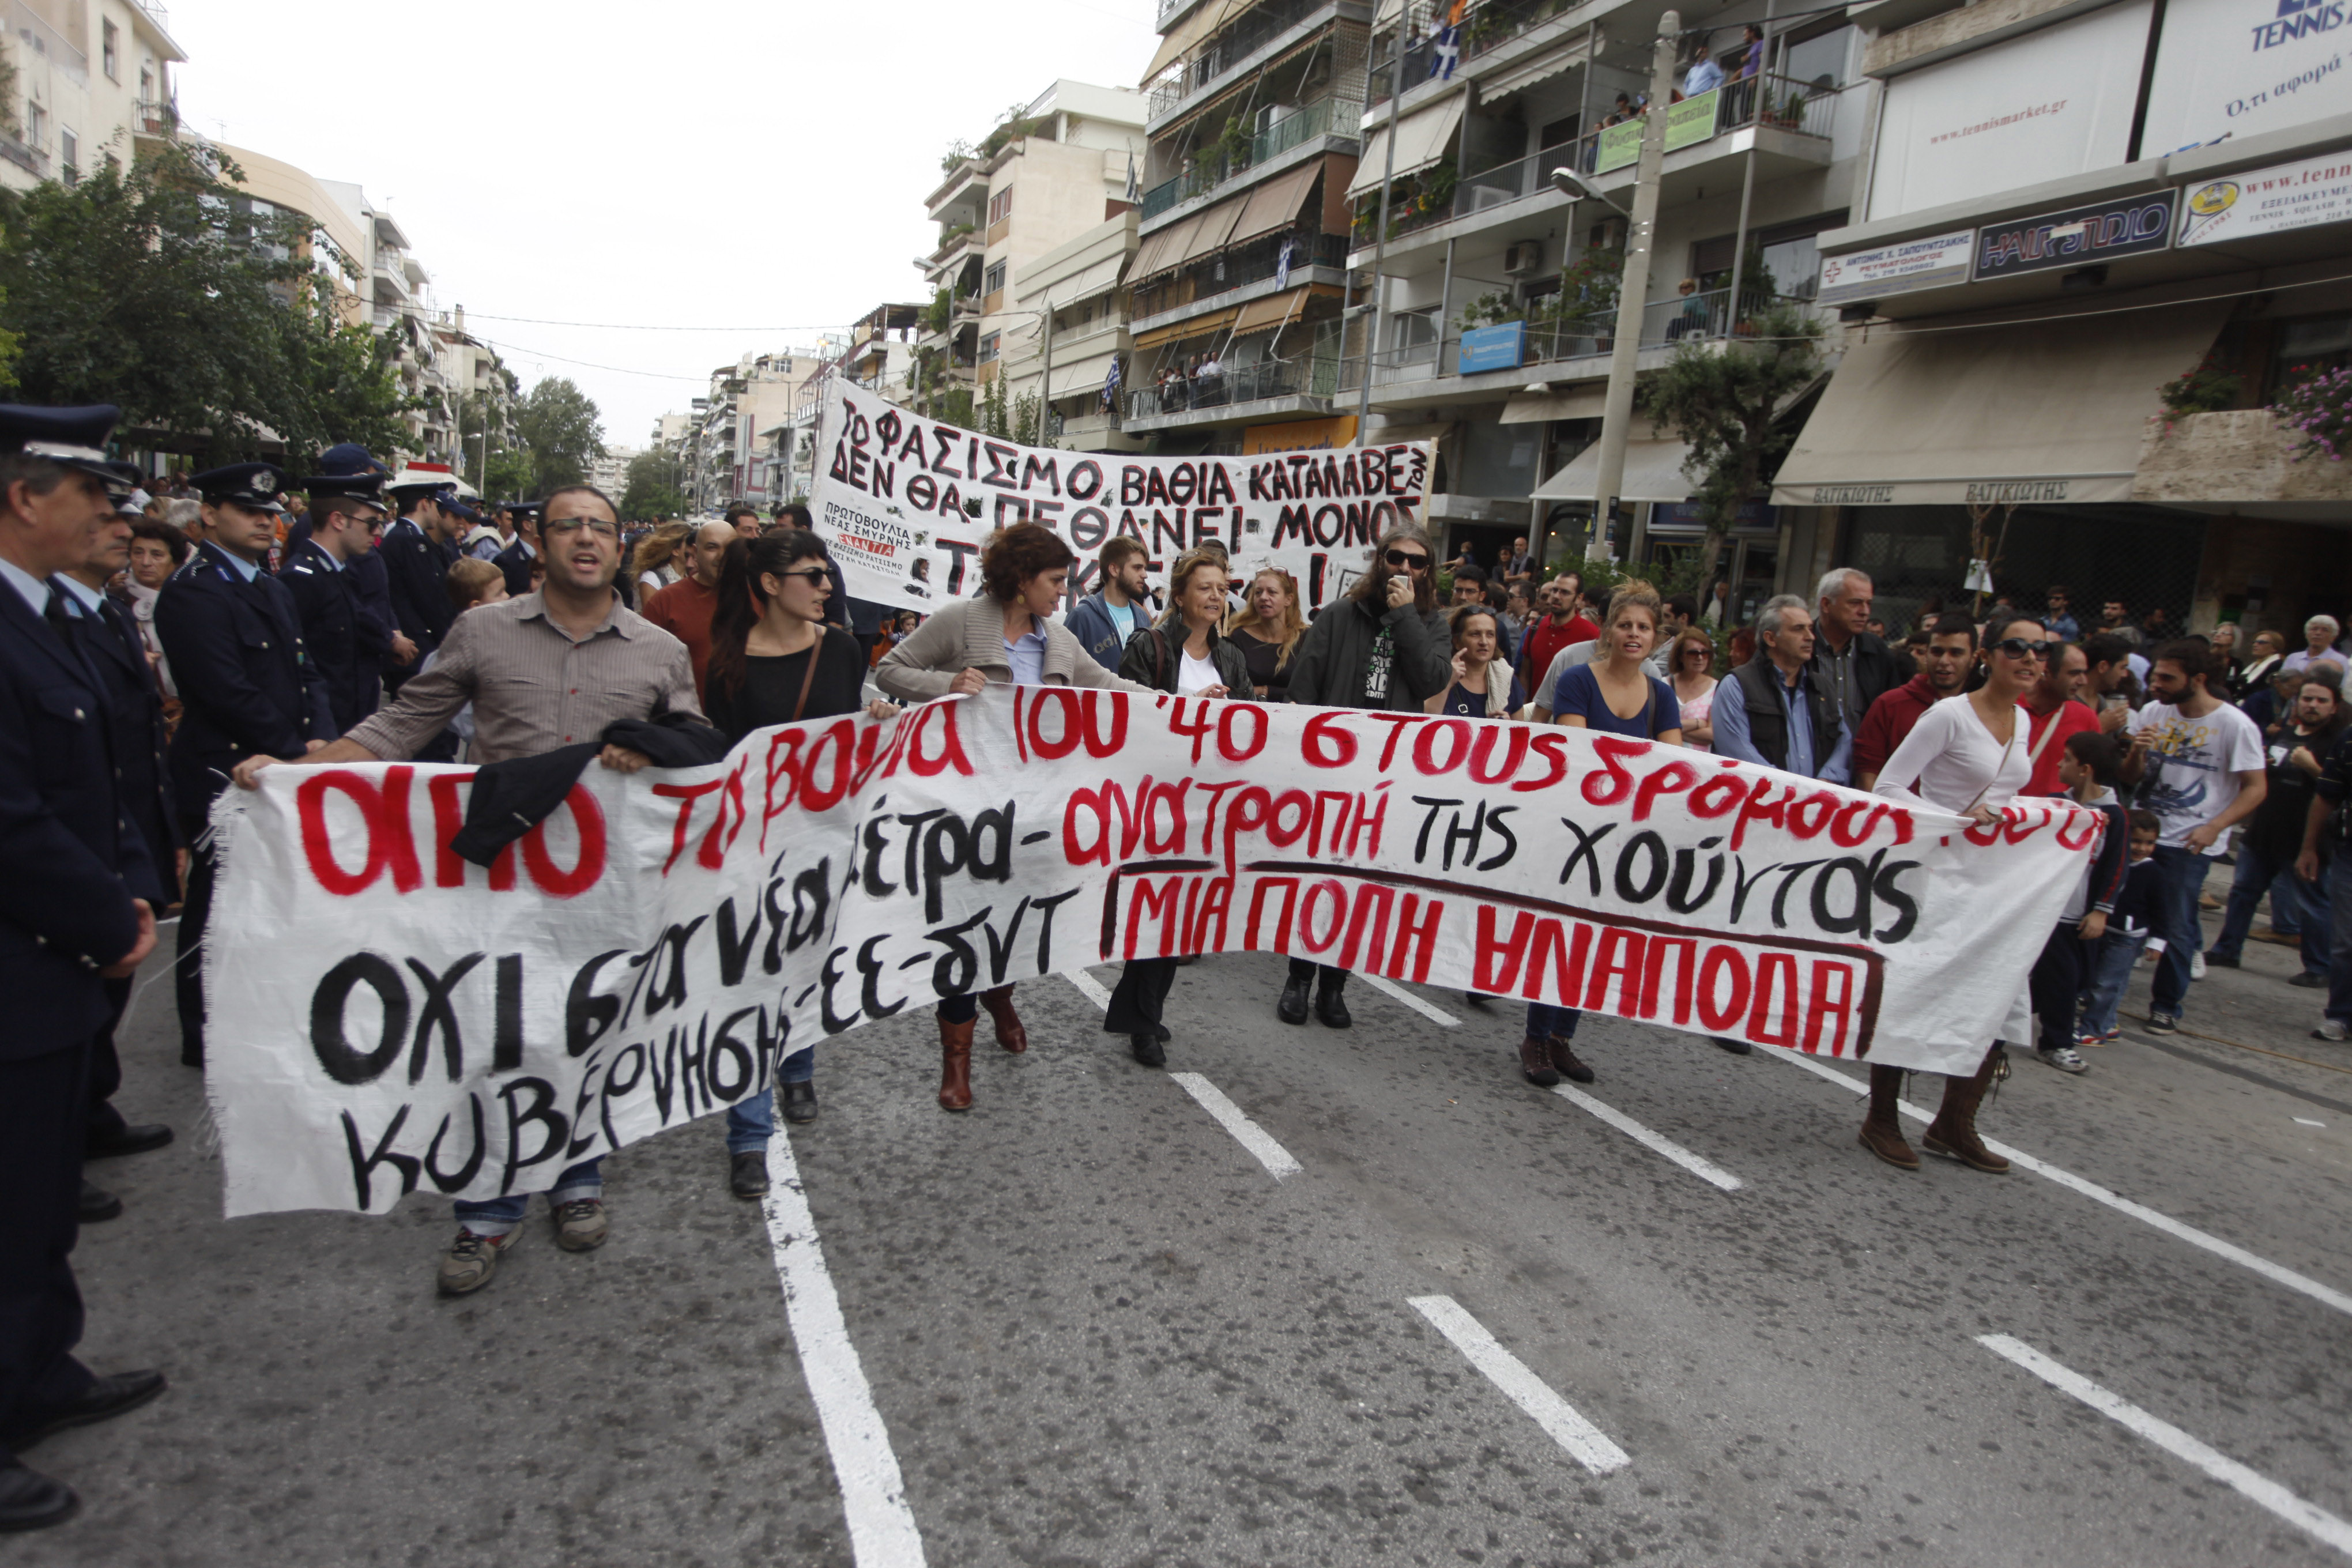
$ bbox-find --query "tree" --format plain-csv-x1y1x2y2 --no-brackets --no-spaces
619,449,689,520
1637,304,1824,588
515,376,605,496
0,143,417,463
459,385,532,498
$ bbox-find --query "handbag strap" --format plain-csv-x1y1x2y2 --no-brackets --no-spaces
1961,713,2022,816
789,632,823,723
2024,703,2067,771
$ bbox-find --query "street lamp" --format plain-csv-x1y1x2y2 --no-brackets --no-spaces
1547,167,1629,217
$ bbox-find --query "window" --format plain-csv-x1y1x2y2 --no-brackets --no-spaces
59,129,76,185
2268,314,2352,401
101,20,119,80
25,101,45,150
1778,22,1852,90
987,188,1013,225
983,260,1007,295
979,331,1001,364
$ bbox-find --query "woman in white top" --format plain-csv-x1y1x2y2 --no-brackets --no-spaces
1664,625,1718,750
1862,617,2049,1175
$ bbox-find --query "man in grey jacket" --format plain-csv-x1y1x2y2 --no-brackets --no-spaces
1063,536,1157,674
1276,525,1453,1026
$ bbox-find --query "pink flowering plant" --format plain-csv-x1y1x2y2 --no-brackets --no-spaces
2276,362,2352,463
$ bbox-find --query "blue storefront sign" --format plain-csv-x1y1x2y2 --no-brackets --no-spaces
1458,321,1527,375
1971,190,2177,280
1650,500,1776,533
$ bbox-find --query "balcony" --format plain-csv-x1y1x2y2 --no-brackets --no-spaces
1127,355,1343,425
0,133,47,178
1130,230,1350,326
1141,98,1347,221
1147,0,1332,126
2134,409,2352,510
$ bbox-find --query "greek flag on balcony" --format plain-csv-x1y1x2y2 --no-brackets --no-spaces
1429,21,1461,78
1276,238,1295,290
1100,355,1121,413
1125,152,1140,205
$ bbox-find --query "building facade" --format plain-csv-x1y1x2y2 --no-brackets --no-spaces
0,0,182,192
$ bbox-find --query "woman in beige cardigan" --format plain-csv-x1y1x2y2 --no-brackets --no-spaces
877,523,1154,1110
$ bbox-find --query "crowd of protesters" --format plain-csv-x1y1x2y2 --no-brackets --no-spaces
6,394,2350,1529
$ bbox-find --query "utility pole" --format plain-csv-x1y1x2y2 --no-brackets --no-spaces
1588,9,1682,557
1354,12,1412,435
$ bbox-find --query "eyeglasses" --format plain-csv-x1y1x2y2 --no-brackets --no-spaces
542,518,619,539
1384,549,1431,570
1991,638,2052,659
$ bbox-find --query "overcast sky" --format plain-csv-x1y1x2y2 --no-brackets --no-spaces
171,0,1160,450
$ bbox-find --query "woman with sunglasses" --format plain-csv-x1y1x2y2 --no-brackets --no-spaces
700,531,898,1195
1861,618,2051,1175
1277,523,1454,1026
878,522,1155,1110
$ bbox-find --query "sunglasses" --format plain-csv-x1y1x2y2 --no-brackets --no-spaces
772,568,832,586
1384,549,1431,570
1991,638,2052,659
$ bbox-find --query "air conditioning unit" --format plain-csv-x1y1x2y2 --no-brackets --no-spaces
1587,216,1628,251
1502,240,1544,274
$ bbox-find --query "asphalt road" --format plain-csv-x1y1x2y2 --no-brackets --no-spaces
19,869,2352,1567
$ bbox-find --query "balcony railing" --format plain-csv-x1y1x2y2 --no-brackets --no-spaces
1128,355,1341,420
1130,228,1350,316
1339,289,1823,389
1140,97,1342,220
1147,0,1326,120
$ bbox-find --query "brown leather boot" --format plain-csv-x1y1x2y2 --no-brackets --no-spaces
1923,1046,2010,1173
1857,1063,1918,1170
979,986,1027,1054
937,1017,975,1112
1518,1037,1561,1087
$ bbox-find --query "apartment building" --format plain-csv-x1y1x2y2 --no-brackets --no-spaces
915,80,1148,424
433,307,517,491
1,0,182,191
997,211,1143,452
686,351,827,512
1771,0,2352,636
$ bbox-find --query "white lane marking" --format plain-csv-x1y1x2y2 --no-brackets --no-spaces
1762,1046,2352,1319
762,1133,927,1567
1355,971,1461,1026
1409,1295,1630,1475
1168,1071,1305,1179
1550,1084,1743,1192
1062,970,1115,1011
2296,1117,2327,1128
1979,1335,2352,1560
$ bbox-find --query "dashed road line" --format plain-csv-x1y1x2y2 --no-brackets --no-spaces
1409,1295,1630,1475
1356,972,1461,1026
1169,1071,1305,1179
1763,1045,2352,1318
763,1133,927,1567
1550,1084,1743,1191
1979,1335,2352,1560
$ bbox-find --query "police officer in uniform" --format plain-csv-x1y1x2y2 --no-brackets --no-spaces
380,474,461,692
52,472,178,1222
492,498,540,600
154,462,334,1068
280,463,392,734
0,404,168,1532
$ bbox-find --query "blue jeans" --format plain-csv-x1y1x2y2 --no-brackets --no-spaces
2082,929,2153,1038
2147,845,2214,1020
454,1159,602,1238
2211,840,2322,968
1527,1004,1580,1039
2327,853,2352,1027
723,1047,814,1154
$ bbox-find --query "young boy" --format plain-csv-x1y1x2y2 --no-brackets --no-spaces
2080,808,2165,1044
2033,732,2129,1071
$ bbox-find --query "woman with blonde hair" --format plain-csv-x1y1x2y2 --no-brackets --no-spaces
1223,567,1307,700
631,522,692,596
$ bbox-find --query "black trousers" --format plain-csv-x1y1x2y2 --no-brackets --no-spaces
1106,958,1178,1035
175,829,217,1065
2028,921,2086,1050
86,977,132,1145
0,1040,97,1464
1286,958,1348,989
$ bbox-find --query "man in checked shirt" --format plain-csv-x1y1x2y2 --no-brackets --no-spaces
233,483,701,1296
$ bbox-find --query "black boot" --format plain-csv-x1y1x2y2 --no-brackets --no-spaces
79,1180,121,1223
1277,968,1311,1025
1314,973,1352,1029
1131,1031,1166,1067
779,1080,818,1124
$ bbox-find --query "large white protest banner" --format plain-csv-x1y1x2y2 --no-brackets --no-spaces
805,383,1433,616
206,689,2098,1217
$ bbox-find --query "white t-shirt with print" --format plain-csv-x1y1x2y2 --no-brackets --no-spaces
1177,649,1220,696
2128,699,2264,854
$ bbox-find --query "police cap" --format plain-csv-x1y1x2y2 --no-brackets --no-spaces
0,403,122,485
191,462,289,515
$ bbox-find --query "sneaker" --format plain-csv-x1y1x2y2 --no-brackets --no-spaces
2145,1013,2180,1035
2190,951,2207,981
2315,1020,2350,1043
437,1228,517,1296
2074,1032,2107,1049
2037,1044,2089,1074
553,1197,608,1252
2202,949,2238,968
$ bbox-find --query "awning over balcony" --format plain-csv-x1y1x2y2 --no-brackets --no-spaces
1230,159,1324,246
1042,252,1129,307
1133,307,1241,352
1347,93,1466,199
1231,287,1309,338
1532,436,1694,503
1144,0,1235,84
1769,303,2230,508
1175,195,1249,269
1482,32,1601,102
1049,349,1122,399
1501,386,1608,423
1133,210,1205,280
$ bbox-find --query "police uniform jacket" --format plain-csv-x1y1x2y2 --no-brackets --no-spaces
68,588,178,903
382,515,458,656
491,538,534,601
279,537,389,732
154,540,336,825
288,513,395,654
0,578,156,1057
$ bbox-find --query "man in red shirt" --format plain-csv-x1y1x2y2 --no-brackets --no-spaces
2022,638,2099,797
1519,572,1600,684
1853,612,1974,787
642,519,733,702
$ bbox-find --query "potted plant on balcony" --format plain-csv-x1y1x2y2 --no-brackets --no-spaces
2276,363,2352,463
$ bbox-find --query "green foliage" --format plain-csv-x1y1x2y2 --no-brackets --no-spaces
939,141,975,175
0,144,419,463
1555,246,1624,321
515,376,605,496
1458,290,1521,331
2161,353,2243,417
620,448,689,520
924,287,952,336
1637,303,1823,583
0,287,18,394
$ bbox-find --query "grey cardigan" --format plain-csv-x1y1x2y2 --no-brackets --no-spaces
875,593,1155,701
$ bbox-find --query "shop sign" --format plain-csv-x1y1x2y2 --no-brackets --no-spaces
1650,500,1777,532
2139,0,2350,153
2178,148,2352,246
1816,229,1976,306
1970,191,2177,280
1458,321,1527,375
1240,416,1360,454
1594,89,1721,175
